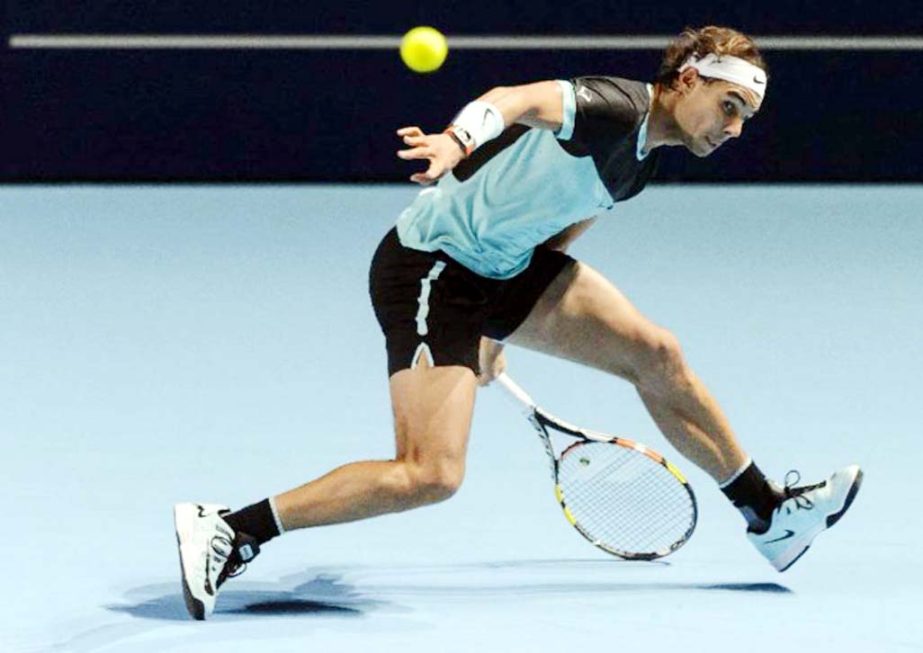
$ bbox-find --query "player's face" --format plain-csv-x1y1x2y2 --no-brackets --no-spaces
674,77,761,157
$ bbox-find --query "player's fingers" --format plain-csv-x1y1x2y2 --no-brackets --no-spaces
396,146,432,160
477,365,498,386
409,160,445,184
477,369,496,386
402,134,428,147
397,126,424,137
424,159,446,178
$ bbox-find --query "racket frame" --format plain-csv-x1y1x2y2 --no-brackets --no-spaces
497,373,698,560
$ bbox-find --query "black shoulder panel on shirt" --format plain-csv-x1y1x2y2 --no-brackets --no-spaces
557,138,589,158
564,76,659,203
568,76,648,156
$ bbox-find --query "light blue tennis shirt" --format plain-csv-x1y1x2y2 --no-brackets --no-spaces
396,79,654,279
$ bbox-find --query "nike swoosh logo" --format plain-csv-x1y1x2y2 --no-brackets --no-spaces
753,76,766,85
765,529,795,544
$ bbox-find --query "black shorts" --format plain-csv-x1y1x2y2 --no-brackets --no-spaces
369,228,575,377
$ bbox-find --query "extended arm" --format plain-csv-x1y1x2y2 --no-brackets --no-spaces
397,81,566,185
477,81,565,131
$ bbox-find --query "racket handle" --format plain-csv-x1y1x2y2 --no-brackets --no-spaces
495,373,537,415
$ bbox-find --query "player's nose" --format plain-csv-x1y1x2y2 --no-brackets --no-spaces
723,116,744,139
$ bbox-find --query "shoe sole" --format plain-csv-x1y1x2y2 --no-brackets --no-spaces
826,468,863,528
174,504,207,621
776,467,863,572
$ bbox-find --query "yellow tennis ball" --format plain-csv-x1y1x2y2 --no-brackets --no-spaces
400,26,448,73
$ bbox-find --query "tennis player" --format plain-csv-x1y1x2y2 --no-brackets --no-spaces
174,25,862,619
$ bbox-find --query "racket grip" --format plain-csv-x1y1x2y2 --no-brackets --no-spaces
495,373,537,415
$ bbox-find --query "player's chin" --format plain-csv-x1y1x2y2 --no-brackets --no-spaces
690,140,718,158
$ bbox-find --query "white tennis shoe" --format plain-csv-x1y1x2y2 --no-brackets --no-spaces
748,464,863,572
174,502,257,620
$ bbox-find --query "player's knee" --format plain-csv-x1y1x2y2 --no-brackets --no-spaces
635,329,689,393
405,459,465,505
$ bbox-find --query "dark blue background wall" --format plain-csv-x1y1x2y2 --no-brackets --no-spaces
2,1,922,182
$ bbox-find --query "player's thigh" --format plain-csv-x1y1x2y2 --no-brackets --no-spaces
389,362,478,479
506,261,675,383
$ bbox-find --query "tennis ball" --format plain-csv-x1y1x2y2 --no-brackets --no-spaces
400,26,448,73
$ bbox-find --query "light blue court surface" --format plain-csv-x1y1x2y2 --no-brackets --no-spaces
1,185,921,652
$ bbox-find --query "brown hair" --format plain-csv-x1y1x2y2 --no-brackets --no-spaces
655,26,767,87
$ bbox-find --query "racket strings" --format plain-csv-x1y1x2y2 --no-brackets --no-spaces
567,457,690,548
557,441,695,556
572,469,690,549
565,470,689,553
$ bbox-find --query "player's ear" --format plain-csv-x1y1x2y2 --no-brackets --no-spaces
676,67,699,95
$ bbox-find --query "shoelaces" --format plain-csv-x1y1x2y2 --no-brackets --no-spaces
781,470,826,511
209,533,233,572
211,532,250,587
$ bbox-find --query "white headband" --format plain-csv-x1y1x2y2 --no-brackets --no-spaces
679,53,767,101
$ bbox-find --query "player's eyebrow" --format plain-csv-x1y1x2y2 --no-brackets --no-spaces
727,91,758,116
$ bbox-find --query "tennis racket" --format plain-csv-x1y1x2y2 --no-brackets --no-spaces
496,373,697,560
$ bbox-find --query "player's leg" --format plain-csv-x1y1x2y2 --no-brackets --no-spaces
505,260,862,571
174,228,489,619
269,233,480,527
274,362,477,528
175,361,477,620
507,261,747,482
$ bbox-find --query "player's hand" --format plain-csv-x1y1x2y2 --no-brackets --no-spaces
477,337,506,386
396,126,466,185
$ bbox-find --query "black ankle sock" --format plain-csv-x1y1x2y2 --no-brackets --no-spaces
223,499,281,546
721,461,784,533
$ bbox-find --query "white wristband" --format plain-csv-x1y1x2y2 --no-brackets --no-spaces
450,100,505,151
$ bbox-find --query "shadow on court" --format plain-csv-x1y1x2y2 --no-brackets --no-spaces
52,576,380,652
51,559,794,653
44,563,792,651
108,561,791,624
107,573,381,622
